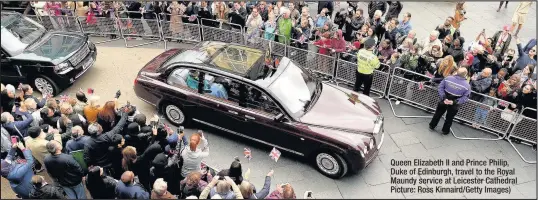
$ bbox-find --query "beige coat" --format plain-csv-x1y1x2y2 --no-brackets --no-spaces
24,133,61,165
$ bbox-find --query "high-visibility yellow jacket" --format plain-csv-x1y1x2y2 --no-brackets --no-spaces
356,49,380,75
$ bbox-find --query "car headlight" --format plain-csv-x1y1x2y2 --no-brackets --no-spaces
373,116,383,135
54,62,73,74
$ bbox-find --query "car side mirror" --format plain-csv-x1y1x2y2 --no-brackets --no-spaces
274,113,285,122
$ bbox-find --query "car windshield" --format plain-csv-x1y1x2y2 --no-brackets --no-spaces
266,61,318,118
0,13,46,56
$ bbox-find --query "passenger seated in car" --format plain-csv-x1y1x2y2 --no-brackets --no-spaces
186,71,211,91
209,77,229,100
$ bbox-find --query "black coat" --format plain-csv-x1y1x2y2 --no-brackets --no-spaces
149,153,182,194
84,113,127,168
86,175,117,199
259,6,269,22
368,1,387,19
447,45,465,63
318,1,334,16
516,91,537,119
44,153,85,187
29,184,67,199
0,90,16,113
385,1,403,21
96,114,120,133
229,7,247,27
198,7,213,26
127,2,142,18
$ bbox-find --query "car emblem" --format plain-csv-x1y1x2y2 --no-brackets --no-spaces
348,93,360,105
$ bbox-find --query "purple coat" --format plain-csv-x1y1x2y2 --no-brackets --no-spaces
438,75,471,104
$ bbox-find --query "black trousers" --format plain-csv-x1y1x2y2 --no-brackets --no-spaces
429,101,460,133
354,71,374,96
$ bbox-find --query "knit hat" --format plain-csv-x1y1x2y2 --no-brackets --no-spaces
364,38,376,49
152,153,168,168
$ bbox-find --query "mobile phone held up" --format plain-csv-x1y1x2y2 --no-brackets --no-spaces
11,136,18,144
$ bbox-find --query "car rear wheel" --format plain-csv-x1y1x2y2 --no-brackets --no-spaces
33,76,59,96
162,103,190,126
314,152,348,179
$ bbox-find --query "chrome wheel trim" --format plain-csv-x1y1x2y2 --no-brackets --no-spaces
316,153,340,175
165,105,185,124
34,78,54,95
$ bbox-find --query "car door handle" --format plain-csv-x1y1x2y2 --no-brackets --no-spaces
245,115,255,120
228,110,239,115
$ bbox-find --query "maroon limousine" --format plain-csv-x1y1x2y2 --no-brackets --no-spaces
134,41,385,178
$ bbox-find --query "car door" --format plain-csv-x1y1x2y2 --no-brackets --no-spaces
0,50,24,84
162,66,208,122
190,70,248,133
238,84,317,156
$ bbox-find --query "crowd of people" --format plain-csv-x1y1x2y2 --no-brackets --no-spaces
0,84,310,199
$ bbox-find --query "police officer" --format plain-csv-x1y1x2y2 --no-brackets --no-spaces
354,38,380,96
429,67,471,135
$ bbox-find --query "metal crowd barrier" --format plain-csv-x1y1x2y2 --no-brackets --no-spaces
78,15,122,44
507,107,537,164
245,31,286,56
200,18,244,45
41,15,81,32
159,13,201,49
287,44,336,81
119,12,162,48
387,67,516,140
334,53,390,99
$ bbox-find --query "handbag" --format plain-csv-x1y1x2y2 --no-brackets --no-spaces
501,108,522,124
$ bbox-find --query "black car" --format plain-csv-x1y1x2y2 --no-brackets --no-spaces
1,11,97,95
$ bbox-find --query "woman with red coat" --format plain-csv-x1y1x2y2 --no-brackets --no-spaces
313,32,332,55
331,30,347,54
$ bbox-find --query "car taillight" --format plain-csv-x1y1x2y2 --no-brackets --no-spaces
134,76,138,85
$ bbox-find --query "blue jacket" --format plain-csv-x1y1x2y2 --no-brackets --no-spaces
5,148,35,199
3,111,34,139
515,43,537,71
438,75,471,104
524,39,536,54
65,136,91,154
116,181,149,199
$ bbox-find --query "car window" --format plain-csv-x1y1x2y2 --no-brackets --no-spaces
167,67,214,93
243,86,282,117
194,71,241,106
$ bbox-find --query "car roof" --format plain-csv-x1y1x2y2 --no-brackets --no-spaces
164,41,273,83
197,41,266,77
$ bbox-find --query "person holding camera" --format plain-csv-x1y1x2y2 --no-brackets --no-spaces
84,104,130,179
181,131,209,179
1,142,34,199
199,176,243,199
96,90,122,133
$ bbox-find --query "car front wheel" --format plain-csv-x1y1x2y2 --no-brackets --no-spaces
33,76,59,96
314,152,348,179
162,103,190,126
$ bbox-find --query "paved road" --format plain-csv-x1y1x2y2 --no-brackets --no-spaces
2,2,536,199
